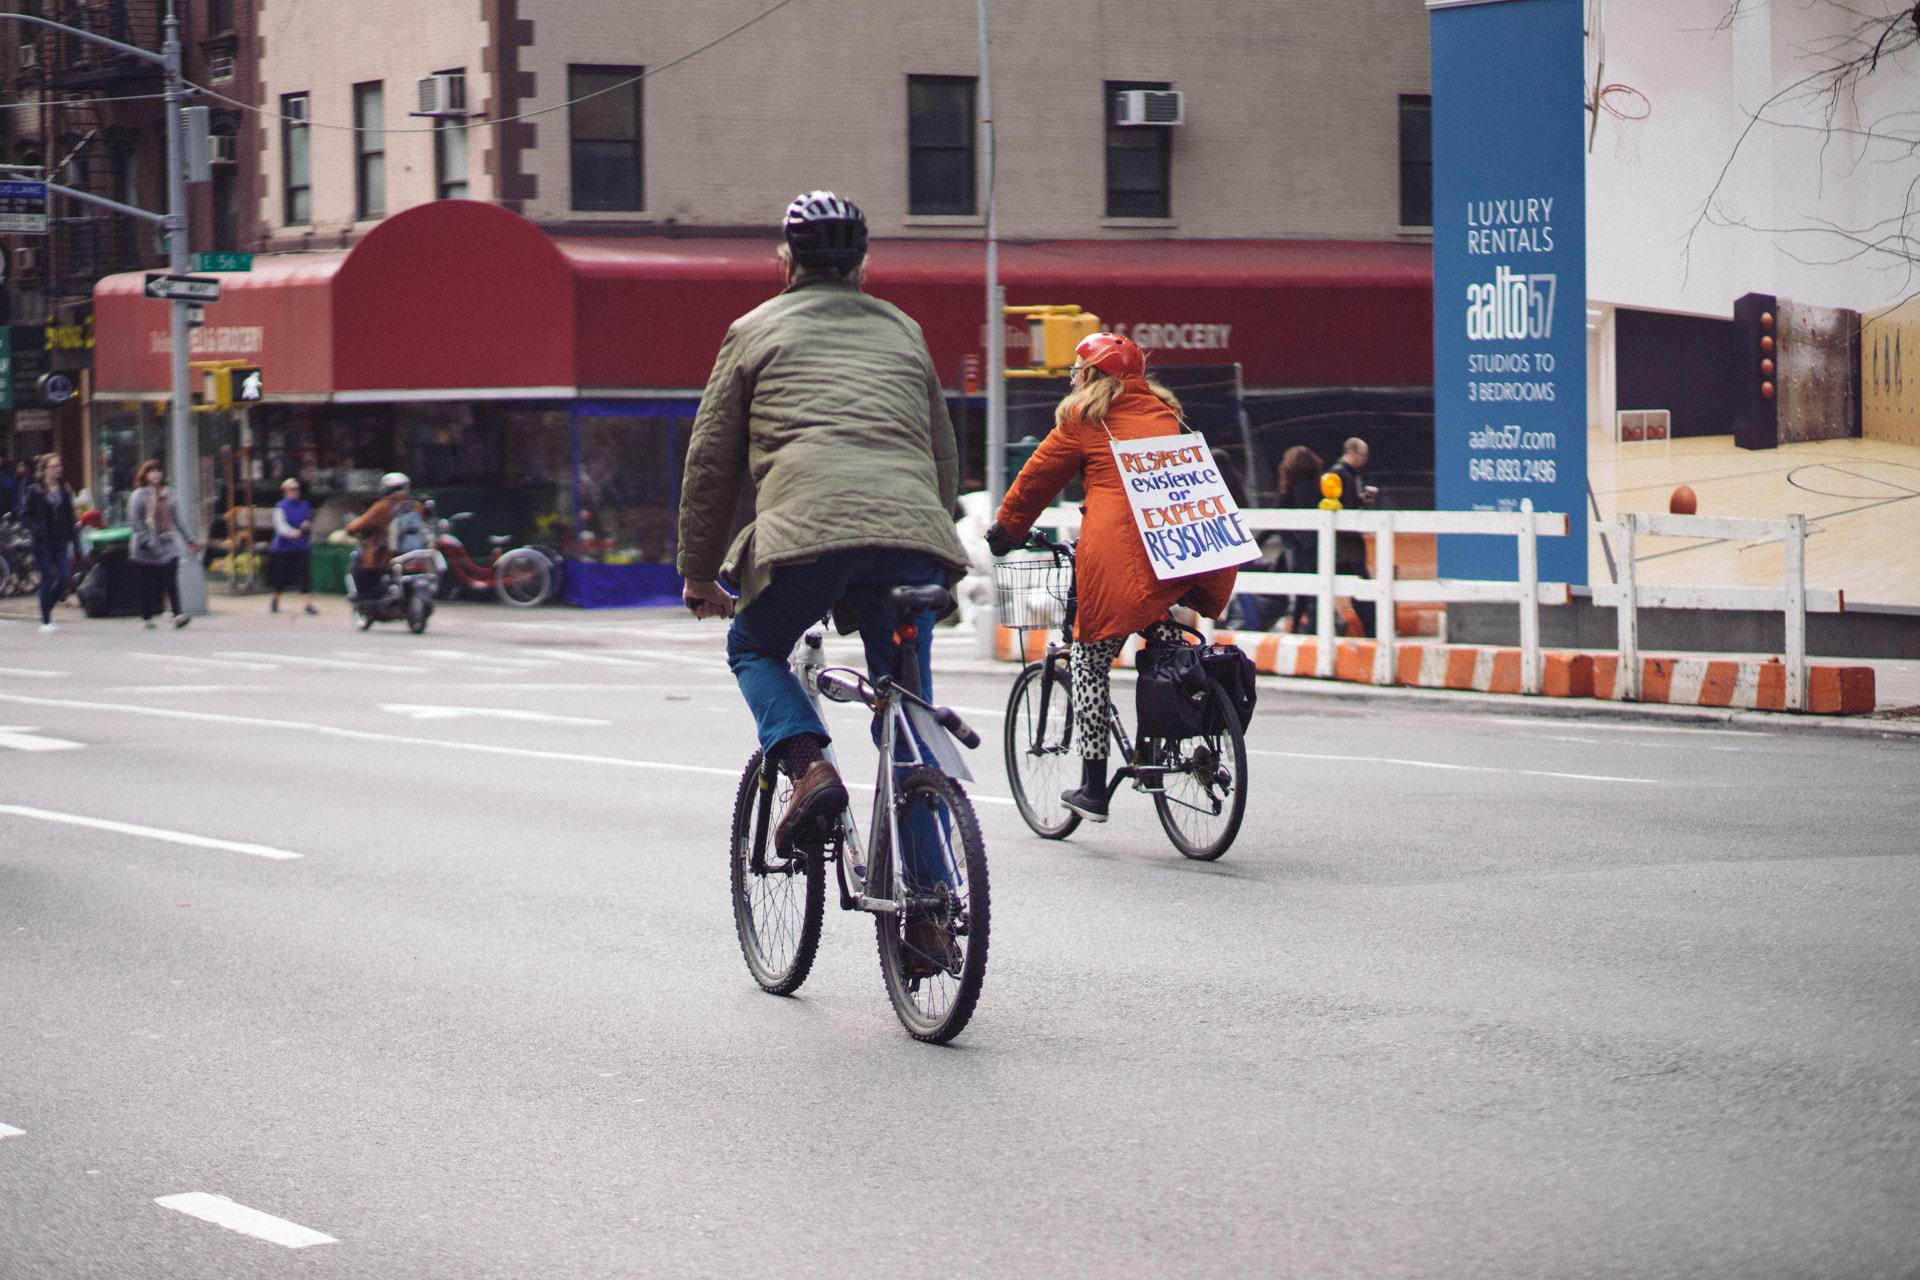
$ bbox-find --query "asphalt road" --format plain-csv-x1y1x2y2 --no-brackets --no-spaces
3,600,1916,1279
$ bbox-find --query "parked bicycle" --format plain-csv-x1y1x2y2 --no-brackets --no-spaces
729,584,991,1044
0,517,33,598
998,530,1249,860
430,509,563,607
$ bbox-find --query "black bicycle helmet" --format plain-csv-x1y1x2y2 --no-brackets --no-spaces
783,190,868,270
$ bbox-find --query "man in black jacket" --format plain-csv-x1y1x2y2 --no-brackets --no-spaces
1330,438,1379,639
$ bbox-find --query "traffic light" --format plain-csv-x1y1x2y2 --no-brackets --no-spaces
234,367,263,402
1031,311,1101,371
200,365,262,407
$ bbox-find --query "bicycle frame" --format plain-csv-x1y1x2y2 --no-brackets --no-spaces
791,626,975,916
1028,641,1175,803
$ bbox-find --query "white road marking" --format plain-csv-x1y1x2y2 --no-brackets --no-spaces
0,726,84,752
0,1122,24,1139
404,648,558,668
217,651,427,674
379,703,611,726
105,686,275,694
0,804,302,859
131,653,277,672
1489,717,1767,738
154,1193,336,1249
521,648,659,670
1247,748,1658,784
0,666,66,679
0,692,738,778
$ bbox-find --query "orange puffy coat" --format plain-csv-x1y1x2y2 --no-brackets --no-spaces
995,379,1238,643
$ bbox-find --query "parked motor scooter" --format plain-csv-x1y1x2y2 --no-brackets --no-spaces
348,546,442,633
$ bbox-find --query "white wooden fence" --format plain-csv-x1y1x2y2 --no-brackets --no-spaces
1591,512,1839,710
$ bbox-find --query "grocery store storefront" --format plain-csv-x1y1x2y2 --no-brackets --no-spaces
93,200,1431,602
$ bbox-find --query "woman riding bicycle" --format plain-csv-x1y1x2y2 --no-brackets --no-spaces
986,332,1239,822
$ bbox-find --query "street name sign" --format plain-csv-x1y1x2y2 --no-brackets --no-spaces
145,273,222,303
0,181,48,234
193,252,253,272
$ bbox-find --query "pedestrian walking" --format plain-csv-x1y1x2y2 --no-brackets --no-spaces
268,477,317,615
127,460,198,629
21,453,81,633
1329,437,1378,638
985,332,1238,822
1276,445,1325,634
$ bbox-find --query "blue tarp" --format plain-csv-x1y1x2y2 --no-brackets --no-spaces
561,560,684,610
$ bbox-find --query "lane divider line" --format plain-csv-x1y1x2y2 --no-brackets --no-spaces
0,1122,24,1138
1247,748,1658,784
215,651,427,675
0,804,304,860
0,666,67,679
0,692,740,779
154,1193,337,1249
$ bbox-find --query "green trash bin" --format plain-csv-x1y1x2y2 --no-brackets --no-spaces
310,542,353,596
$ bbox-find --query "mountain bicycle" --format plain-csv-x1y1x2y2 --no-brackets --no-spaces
729,584,991,1044
997,530,1248,860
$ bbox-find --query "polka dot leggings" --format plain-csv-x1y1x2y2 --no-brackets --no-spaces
1071,620,1184,760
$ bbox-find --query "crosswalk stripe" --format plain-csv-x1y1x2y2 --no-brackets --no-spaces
155,1193,336,1248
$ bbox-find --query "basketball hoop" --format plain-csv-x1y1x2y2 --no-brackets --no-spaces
1599,83,1650,165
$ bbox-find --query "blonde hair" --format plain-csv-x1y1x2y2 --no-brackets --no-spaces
1054,366,1183,429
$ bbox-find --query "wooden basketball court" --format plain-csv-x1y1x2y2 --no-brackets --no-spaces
1585,429,1920,607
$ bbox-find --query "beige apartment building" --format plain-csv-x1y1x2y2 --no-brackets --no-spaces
255,0,1432,246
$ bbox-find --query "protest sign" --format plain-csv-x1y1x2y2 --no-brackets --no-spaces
1109,433,1259,580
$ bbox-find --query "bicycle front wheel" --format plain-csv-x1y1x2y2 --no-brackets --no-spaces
1149,678,1249,861
493,547,554,607
876,769,989,1044
730,751,824,995
1004,657,1082,840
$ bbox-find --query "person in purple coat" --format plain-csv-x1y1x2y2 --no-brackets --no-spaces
268,477,317,615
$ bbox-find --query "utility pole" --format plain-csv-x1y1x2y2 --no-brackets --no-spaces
978,0,1007,509
0,2,202,613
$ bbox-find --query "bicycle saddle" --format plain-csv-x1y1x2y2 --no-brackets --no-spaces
885,585,952,615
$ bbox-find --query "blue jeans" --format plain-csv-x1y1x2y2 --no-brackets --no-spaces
726,547,944,755
32,544,71,625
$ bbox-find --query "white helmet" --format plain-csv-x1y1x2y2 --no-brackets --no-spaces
380,472,410,496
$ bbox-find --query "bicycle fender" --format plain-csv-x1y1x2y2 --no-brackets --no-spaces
904,701,973,783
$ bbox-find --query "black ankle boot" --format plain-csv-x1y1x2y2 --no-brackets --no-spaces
1061,757,1110,822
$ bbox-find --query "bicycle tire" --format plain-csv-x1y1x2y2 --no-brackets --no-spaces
493,547,553,607
730,751,824,996
1146,677,1248,860
406,592,430,633
1003,658,1082,840
875,769,989,1044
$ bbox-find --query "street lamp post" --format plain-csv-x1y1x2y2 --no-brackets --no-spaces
978,0,1006,509
1,1,202,613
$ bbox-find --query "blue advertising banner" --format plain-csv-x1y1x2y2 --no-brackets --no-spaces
1431,0,1586,585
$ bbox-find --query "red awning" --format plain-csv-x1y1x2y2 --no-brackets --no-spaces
94,200,1432,398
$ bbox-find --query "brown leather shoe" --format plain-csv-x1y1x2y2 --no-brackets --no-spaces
903,915,960,978
774,760,847,852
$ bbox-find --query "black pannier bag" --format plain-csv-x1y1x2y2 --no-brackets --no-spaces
1201,644,1258,732
1135,641,1210,740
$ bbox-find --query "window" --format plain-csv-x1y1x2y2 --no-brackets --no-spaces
281,93,310,225
209,50,234,83
907,75,975,216
432,70,469,200
569,65,643,212
435,118,469,201
354,81,385,221
208,0,234,35
1104,80,1171,218
1398,94,1432,227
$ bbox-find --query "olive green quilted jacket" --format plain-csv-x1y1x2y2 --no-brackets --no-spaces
676,277,964,609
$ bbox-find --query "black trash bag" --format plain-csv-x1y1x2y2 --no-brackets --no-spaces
1135,641,1210,741
77,563,111,618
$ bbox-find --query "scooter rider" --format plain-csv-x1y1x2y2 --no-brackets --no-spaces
678,190,966,859
345,472,420,601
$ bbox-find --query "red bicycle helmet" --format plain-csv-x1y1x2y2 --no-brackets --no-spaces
1074,331,1145,379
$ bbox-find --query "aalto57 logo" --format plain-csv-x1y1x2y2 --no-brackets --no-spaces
1466,266,1556,342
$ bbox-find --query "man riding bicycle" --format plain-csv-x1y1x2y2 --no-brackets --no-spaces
678,191,967,866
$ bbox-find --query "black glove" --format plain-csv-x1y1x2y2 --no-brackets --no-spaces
985,522,1017,557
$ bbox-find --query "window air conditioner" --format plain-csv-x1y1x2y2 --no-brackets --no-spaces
14,246,39,272
416,73,466,117
18,44,39,69
211,134,237,164
1114,89,1184,126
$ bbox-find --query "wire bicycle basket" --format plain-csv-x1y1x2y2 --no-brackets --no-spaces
992,552,1072,630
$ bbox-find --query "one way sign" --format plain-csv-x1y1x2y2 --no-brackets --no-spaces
144,273,221,303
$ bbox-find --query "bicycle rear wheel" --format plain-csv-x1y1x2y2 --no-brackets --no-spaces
876,769,989,1044
493,547,554,607
730,751,824,995
1148,678,1249,861
1003,657,1081,840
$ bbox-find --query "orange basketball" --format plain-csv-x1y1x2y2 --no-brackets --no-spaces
1669,485,1698,516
